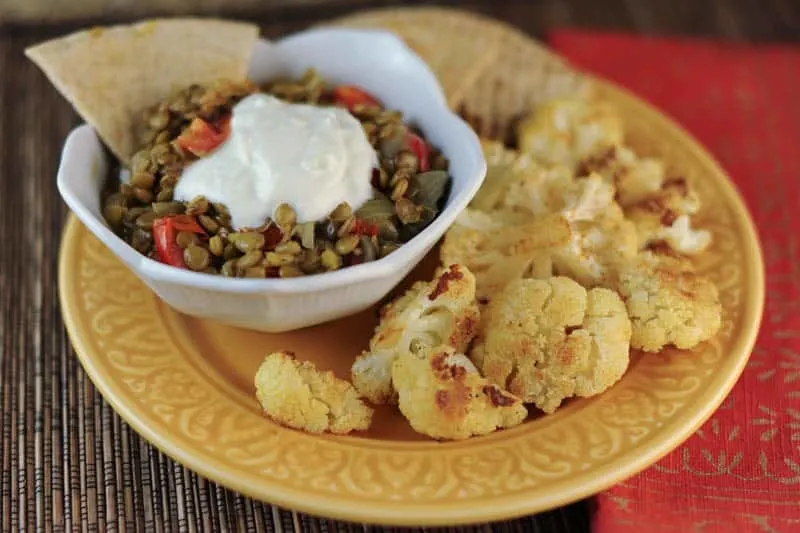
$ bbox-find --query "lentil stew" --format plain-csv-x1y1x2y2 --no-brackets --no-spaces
101,69,452,278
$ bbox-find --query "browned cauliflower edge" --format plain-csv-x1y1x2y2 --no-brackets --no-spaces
616,252,722,352
392,345,528,440
351,264,480,405
516,98,624,169
624,177,712,256
255,351,373,434
471,276,631,414
576,145,665,207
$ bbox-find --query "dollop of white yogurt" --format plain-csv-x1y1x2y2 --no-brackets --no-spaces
174,93,376,229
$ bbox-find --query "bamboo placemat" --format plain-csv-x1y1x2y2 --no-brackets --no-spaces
0,8,592,532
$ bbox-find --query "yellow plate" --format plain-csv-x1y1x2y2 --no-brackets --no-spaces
59,78,764,526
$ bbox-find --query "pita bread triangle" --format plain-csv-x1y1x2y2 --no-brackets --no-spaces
26,18,259,162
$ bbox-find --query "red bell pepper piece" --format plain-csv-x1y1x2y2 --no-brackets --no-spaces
406,133,430,172
175,114,231,157
152,215,207,268
333,86,380,111
262,224,284,251
352,219,379,238
168,215,206,234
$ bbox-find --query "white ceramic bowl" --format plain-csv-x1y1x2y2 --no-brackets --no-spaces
56,27,486,332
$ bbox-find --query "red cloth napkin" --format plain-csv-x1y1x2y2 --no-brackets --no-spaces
549,30,800,533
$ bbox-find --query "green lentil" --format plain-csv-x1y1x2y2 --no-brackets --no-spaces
298,249,321,273
395,151,419,173
395,198,423,224
176,231,199,249
131,171,156,189
337,216,356,238
159,175,178,190
274,203,297,228
335,235,359,255
360,236,377,262
133,187,154,203
223,243,239,260
329,202,353,222
244,266,267,278
275,241,301,255
237,250,263,269
265,252,295,266
221,259,238,277
125,207,149,223
131,229,153,254
103,204,126,228
279,265,303,278
155,188,174,202
183,245,211,271
134,211,157,230
320,249,342,270
229,232,265,253
186,195,209,215
152,201,184,216
391,178,409,201
380,242,401,258
208,235,225,256
198,215,219,234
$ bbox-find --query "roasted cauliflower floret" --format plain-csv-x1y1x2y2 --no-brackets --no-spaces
534,202,638,288
351,264,480,404
517,98,624,169
473,140,617,223
441,213,572,301
458,142,628,289
255,351,373,434
616,252,722,352
500,165,617,223
577,145,665,207
471,277,631,414
471,140,540,212
392,345,528,440
625,178,712,255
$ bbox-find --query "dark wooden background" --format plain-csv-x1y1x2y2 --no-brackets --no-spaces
2,0,800,41
1,1,797,532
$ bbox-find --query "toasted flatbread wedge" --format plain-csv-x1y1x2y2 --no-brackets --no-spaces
334,15,500,109
26,18,259,162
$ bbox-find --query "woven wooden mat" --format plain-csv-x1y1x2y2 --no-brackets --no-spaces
0,8,592,532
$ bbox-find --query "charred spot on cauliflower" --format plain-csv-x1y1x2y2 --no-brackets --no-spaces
351,264,480,404
517,98,624,169
529,201,638,288
471,277,631,414
255,351,373,434
615,252,722,352
625,178,712,255
577,145,666,207
392,345,528,440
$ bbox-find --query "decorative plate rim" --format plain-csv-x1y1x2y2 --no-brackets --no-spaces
58,78,765,526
